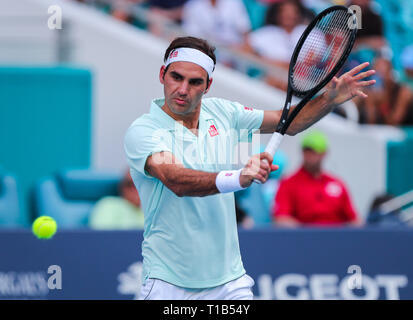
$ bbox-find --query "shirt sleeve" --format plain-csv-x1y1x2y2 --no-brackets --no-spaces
273,178,295,219
124,122,172,178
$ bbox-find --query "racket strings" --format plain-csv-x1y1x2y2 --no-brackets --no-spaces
293,12,351,90
292,10,355,93
294,11,349,83
294,12,349,90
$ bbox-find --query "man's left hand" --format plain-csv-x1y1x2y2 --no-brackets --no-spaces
325,62,376,106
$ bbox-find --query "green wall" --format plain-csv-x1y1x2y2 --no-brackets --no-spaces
0,66,92,226
387,128,413,197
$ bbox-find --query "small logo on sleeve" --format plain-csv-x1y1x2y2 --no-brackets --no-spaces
208,124,219,137
225,173,233,176
244,106,253,111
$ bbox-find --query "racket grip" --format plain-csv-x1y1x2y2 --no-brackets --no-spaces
264,132,283,158
253,132,283,184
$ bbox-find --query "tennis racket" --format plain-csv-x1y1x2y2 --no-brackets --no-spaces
261,5,358,169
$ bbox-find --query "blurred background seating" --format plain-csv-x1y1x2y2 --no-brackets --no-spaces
33,169,122,228
0,0,412,229
0,168,22,227
88,170,145,230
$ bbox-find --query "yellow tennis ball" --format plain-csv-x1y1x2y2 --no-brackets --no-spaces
32,216,57,239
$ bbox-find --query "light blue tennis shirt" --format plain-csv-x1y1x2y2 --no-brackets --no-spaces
124,97,264,288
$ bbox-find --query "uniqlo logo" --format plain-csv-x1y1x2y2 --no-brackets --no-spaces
244,106,253,111
208,125,219,137
169,50,178,58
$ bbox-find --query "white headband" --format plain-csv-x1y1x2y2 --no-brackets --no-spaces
165,47,215,78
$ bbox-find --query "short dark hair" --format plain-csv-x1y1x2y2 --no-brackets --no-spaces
163,36,216,87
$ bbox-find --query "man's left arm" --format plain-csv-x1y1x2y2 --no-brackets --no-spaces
260,62,376,135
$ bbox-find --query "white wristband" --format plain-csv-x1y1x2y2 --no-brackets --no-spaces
215,169,245,193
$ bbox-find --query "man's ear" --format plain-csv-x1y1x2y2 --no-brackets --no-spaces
204,78,213,94
159,65,166,84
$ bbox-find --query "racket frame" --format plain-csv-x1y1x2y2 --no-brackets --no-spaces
259,6,358,183
277,5,358,135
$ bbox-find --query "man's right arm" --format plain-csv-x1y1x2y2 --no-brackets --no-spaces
145,151,277,197
145,151,219,197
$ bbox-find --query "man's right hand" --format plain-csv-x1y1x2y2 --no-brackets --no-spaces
239,152,279,188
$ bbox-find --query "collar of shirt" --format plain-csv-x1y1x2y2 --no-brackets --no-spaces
150,98,215,141
298,166,328,182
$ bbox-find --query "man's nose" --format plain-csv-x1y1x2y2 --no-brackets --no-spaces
178,81,189,95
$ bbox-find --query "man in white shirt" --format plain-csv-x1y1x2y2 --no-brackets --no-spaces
182,0,251,47
247,0,309,68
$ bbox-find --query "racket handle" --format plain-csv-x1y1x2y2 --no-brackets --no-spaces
253,132,284,184
264,132,283,158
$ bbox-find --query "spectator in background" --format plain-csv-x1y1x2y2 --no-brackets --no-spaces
342,0,387,75
89,170,145,229
356,54,413,126
235,201,255,229
350,0,387,51
181,0,251,49
148,0,188,22
243,0,311,90
245,0,308,69
301,0,337,13
367,193,405,227
146,0,189,36
401,45,413,89
110,0,146,22
273,130,362,227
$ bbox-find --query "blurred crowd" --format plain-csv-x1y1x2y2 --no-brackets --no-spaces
1,128,406,230
87,130,406,230
64,0,413,230
2,0,411,230
76,0,413,126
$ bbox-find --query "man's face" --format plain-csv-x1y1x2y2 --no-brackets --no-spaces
302,148,325,172
160,61,211,116
278,2,300,30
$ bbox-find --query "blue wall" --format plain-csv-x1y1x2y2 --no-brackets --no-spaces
0,228,412,300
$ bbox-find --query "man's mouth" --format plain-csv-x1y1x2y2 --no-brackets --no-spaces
174,98,187,105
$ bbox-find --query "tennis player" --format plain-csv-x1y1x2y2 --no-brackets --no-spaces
124,36,375,300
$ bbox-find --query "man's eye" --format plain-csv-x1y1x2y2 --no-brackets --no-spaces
190,80,203,86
